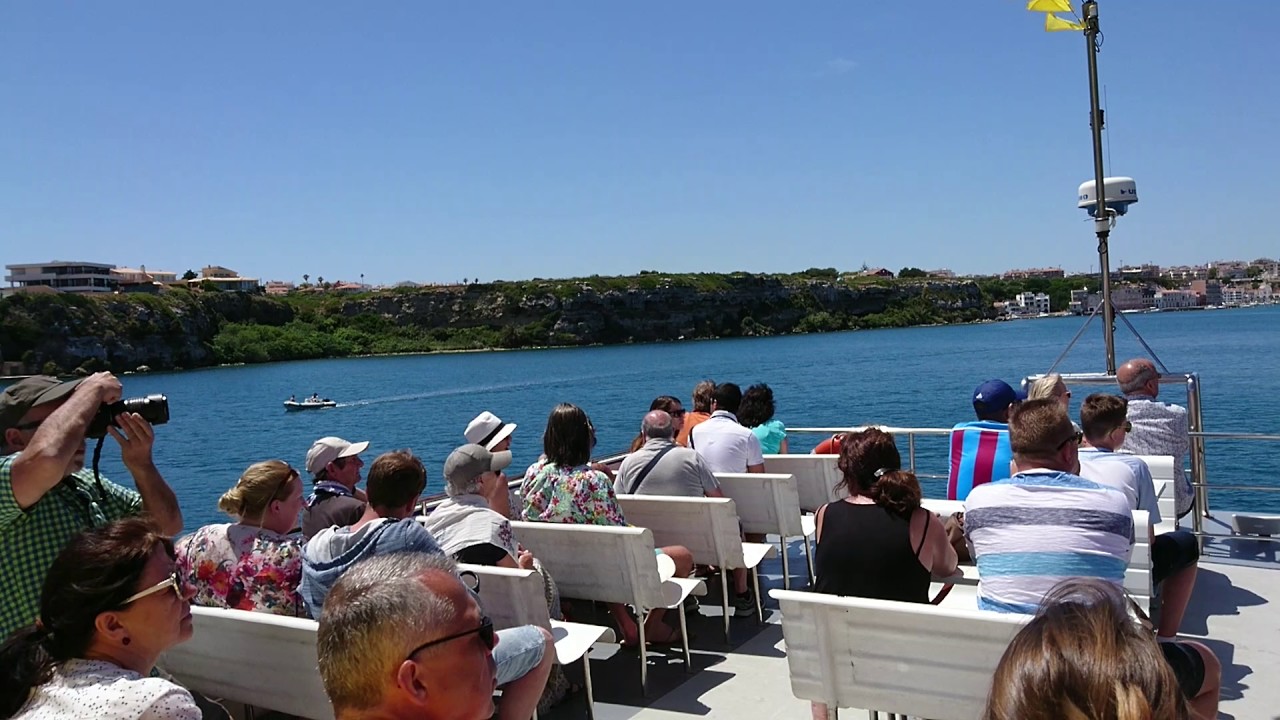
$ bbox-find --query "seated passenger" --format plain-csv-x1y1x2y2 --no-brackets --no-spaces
464,411,519,518
738,383,789,454
616,410,754,614
810,428,958,720
966,402,1219,716
1027,373,1071,409
176,460,306,616
985,578,1220,720
947,379,1022,500
304,451,555,720
317,553,502,720
522,403,694,645
423,444,523,565
675,379,716,447
1078,393,1200,640
302,436,370,540
627,396,685,453
301,450,442,615
814,428,958,600
0,518,201,719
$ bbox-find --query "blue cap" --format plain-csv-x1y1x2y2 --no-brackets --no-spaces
972,379,1025,418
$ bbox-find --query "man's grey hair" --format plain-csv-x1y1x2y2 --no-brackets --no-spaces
317,552,462,713
641,410,675,440
445,473,482,497
1118,364,1159,394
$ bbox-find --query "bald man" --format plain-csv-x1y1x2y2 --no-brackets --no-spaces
1116,358,1192,517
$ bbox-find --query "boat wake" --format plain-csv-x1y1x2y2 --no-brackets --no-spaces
333,370,652,408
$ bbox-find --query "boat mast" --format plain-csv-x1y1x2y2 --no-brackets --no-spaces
1082,0,1116,374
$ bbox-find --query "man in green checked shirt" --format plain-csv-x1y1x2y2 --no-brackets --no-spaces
0,372,182,638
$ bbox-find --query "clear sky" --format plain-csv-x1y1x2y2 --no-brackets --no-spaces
2,2,1277,285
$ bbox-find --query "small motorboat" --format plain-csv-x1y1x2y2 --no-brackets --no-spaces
283,399,337,411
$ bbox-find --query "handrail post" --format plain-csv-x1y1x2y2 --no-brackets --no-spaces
1186,374,1210,530
908,432,917,474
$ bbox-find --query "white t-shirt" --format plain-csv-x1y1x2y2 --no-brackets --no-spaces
689,411,765,474
1077,447,1162,526
15,659,201,720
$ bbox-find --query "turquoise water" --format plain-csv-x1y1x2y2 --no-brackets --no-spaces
37,305,1280,530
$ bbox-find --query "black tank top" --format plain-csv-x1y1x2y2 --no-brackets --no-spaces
812,502,931,603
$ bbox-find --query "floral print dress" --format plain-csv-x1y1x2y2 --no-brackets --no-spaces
175,523,305,616
520,460,627,526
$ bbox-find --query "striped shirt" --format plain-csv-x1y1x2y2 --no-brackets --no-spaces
947,420,1013,501
964,470,1134,615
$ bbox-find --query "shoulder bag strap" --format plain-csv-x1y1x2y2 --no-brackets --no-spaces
626,444,679,495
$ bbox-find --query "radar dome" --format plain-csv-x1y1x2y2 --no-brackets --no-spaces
1077,176,1138,217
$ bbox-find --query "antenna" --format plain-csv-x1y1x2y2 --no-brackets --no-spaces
1104,85,1113,174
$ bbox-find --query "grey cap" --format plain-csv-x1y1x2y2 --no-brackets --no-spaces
444,443,513,485
0,376,85,432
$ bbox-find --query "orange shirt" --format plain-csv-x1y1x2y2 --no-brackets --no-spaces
676,411,711,447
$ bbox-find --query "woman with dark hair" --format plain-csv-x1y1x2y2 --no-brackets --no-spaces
521,403,694,646
808,429,959,719
737,383,789,454
176,460,306,616
627,396,686,453
0,517,199,719
985,578,1218,720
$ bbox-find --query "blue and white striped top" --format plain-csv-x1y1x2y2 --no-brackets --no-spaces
964,470,1135,615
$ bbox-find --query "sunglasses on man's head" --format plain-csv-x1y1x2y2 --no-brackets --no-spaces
406,616,495,660
1056,430,1084,450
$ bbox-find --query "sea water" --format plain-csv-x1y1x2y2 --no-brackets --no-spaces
54,304,1280,531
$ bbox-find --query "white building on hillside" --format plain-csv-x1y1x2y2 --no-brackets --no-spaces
4,260,117,293
1009,291,1050,316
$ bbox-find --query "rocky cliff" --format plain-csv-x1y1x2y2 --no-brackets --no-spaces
0,274,995,373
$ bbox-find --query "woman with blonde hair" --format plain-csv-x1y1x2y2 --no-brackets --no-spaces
175,460,306,616
1028,373,1071,409
985,578,1220,720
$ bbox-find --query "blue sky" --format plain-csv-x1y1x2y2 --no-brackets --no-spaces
2,2,1277,285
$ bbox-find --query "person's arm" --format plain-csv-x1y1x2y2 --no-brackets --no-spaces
778,437,789,454
930,510,960,577
109,412,182,535
814,502,829,543
10,373,120,510
746,435,766,473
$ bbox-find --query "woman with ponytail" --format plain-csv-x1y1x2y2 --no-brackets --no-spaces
175,460,306,616
813,428,959,600
0,517,199,719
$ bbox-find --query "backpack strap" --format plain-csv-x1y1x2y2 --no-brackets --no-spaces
626,444,679,495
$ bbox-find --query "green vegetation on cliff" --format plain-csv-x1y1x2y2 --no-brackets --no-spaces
1,270,1007,374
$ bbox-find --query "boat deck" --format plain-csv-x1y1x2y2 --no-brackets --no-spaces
546,513,1280,720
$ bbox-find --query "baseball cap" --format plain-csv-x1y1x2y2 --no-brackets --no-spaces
0,376,86,432
306,436,370,475
444,443,513,486
972,379,1026,418
464,411,517,450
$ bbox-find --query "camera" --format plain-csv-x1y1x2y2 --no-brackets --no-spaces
86,394,170,439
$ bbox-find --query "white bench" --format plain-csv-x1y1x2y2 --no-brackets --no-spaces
764,454,844,512
1132,454,1178,532
508,521,704,692
615,494,775,641
770,589,1030,719
458,563,614,719
161,607,332,720
714,472,813,589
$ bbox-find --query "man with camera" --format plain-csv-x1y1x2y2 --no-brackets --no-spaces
0,372,182,637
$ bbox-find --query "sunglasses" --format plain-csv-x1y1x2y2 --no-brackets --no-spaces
407,616,495,659
669,409,687,417
1119,421,1133,432
122,571,184,605
1056,430,1084,450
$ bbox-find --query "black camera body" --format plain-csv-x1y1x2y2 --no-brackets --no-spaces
86,394,170,439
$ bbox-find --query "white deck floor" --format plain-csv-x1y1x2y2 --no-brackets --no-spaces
550,514,1280,720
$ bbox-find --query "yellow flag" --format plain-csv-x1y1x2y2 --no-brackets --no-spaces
1027,0,1073,12
1045,12,1085,31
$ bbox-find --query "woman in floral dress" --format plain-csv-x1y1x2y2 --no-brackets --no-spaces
176,460,306,616
521,403,692,645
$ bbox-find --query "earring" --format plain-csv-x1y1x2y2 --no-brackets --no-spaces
122,637,131,646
